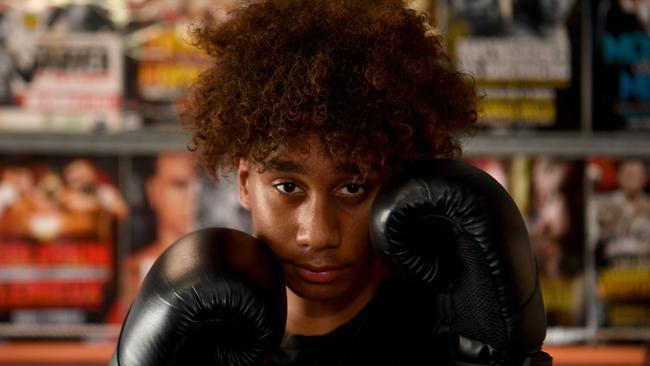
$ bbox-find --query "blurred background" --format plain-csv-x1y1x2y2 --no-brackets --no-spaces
0,0,648,365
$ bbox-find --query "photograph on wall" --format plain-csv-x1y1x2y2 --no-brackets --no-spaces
589,157,650,326
446,0,581,130
0,2,124,132
466,155,586,326
108,151,250,323
593,0,650,130
0,155,126,327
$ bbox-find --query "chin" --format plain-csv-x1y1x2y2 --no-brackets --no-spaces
287,279,351,302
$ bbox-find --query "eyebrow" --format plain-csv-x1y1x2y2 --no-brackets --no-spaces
335,163,361,175
266,159,305,173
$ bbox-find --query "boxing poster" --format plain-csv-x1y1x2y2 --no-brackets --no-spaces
593,0,650,130
408,0,437,17
123,0,239,128
0,2,123,132
0,156,125,327
446,0,580,130
466,155,586,326
589,157,650,326
109,152,250,323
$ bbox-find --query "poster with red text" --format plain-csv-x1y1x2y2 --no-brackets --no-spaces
0,2,124,132
0,156,125,327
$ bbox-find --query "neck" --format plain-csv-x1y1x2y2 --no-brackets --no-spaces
285,259,387,336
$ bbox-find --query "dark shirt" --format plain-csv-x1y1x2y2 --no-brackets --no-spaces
269,275,443,366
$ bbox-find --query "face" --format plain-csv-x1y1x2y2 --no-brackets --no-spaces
238,135,385,306
618,159,647,196
146,152,197,235
64,159,97,191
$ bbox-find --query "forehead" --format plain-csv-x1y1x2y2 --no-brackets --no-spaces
155,153,195,176
258,134,371,177
620,160,646,173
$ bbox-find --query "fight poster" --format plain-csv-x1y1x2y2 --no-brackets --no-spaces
466,155,586,326
0,156,125,326
408,0,437,17
593,0,650,130
589,157,650,326
0,2,123,132
123,0,238,127
108,152,250,323
446,0,580,130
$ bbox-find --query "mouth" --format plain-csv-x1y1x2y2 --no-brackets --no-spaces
294,264,343,284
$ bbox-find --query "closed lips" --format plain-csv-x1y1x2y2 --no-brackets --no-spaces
295,265,343,284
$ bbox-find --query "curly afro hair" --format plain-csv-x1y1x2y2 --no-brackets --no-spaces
182,0,477,179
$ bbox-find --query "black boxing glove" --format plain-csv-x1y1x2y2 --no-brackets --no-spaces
370,159,552,366
110,228,286,366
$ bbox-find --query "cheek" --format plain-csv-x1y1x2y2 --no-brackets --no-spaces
339,204,374,260
248,189,296,256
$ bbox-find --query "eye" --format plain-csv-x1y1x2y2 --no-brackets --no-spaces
272,181,304,195
336,183,366,197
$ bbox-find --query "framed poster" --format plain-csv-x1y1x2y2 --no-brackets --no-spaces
0,2,123,132
466,155,586,326
108,152,250,323
589,157,650,326
446,0,581,130
0,155,125,330
593,0,650,130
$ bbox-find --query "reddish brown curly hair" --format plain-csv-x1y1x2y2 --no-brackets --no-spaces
182,0,477,179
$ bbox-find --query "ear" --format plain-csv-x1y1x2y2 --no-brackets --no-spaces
237,158,251,210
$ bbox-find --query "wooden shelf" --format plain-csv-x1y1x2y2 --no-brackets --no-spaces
0,342,646,365
0,341,114,366
544,345,649,366
0,129,190,155
462,132,650,157
1,130,650,156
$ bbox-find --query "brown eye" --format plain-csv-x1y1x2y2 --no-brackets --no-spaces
273,182,303,195
280,183,296,193
345,184,361,193
337,183,366,197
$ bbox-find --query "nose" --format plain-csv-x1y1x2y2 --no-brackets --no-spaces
296,195,341,250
